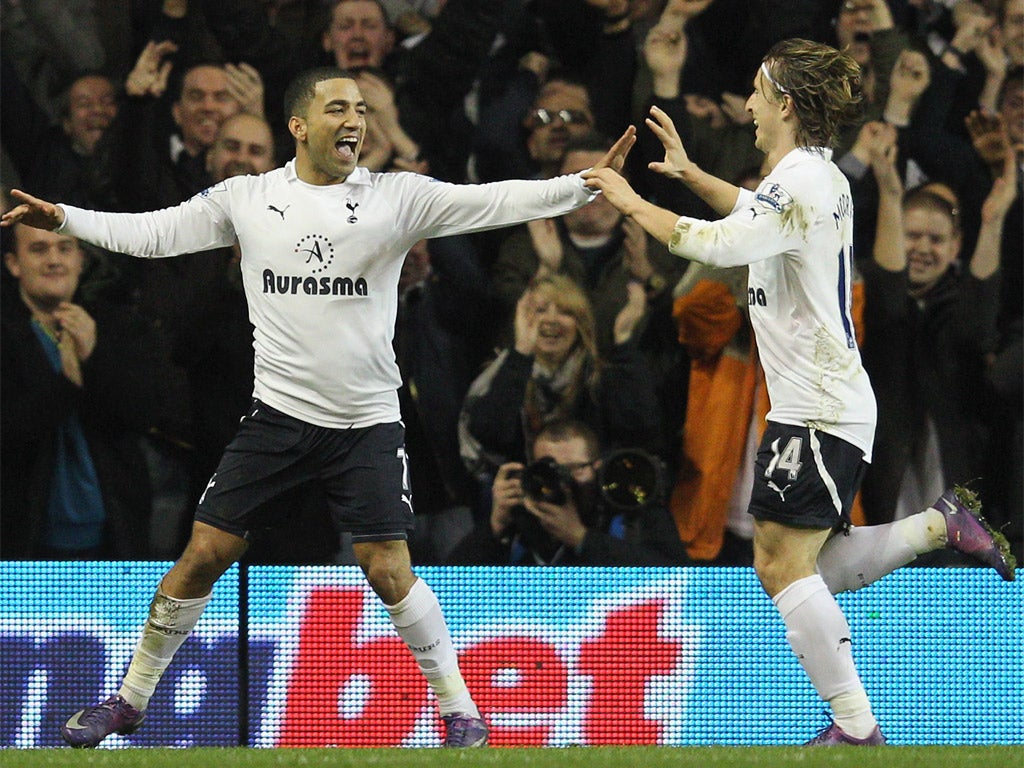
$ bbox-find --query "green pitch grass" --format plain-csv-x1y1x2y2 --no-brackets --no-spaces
2,746,1021,768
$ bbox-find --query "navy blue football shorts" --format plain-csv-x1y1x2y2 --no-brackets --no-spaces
194,400,414,543
748,421,867,530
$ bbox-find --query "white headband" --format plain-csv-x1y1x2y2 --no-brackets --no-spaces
760,62,789,95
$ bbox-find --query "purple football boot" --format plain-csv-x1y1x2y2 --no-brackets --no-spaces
60,694,146,748
805,720,886,746
442,713,489,747
935,486,1016,581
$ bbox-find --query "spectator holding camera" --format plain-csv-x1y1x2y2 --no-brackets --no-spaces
447,419,690,566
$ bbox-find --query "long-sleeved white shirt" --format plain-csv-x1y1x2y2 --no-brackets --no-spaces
58,161,596,428
668,148,877,459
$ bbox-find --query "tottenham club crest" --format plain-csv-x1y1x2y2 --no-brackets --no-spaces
345,199,359,224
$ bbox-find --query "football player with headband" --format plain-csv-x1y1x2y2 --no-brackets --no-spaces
583,38,1015,746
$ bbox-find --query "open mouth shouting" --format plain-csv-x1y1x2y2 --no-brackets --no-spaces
335,134,360,161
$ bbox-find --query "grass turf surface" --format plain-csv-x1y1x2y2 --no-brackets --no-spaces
1,747,1021,768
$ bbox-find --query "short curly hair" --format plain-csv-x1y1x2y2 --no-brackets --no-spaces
760,38,864,149
283,66,356,122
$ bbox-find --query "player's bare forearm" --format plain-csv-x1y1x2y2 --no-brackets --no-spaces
582,168,680,246
676,164,741,217
627,199,685,249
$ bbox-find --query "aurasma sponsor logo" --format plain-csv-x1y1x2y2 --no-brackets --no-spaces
262,270,368,296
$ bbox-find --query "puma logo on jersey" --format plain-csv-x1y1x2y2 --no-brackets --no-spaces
267,204,290,220
767,480,792,501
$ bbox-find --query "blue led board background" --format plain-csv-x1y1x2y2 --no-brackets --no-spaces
2,563,1021,748
1,562,239,748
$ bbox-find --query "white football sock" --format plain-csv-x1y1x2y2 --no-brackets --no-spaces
817,510,946,594
118,588,212,710
773,574,877,739
386,578,479,717
830,689,876,738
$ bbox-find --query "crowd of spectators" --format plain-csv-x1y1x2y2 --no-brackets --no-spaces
2,0,1020,567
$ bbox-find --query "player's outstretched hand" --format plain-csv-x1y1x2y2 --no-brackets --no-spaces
1,189,65,230
646,105,693,180
591,125,637,174
582,165,643,217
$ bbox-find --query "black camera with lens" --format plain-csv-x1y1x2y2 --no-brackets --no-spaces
509,449,667,561
519,449,666,512
520,456,574,506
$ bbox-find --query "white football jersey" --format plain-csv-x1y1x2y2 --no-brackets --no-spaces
668,148,876,459
58,162,596,428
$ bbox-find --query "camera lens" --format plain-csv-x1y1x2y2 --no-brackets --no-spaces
521,457,569,505
599,450,664,511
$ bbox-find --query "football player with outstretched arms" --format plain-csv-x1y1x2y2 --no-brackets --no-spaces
3,66,636,750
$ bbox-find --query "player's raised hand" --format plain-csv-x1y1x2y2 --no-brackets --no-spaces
1,189,65,230
591,125,637,175
646,105,693,179
581,165,643,217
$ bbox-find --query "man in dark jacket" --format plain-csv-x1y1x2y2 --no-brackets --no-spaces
1,222,158,558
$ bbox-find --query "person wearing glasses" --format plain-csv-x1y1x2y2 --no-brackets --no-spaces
474,75,598,182
523,80,596,181
447,418,689,567
583,38,1015,746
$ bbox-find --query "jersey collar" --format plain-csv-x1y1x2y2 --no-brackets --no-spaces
283,160,373,186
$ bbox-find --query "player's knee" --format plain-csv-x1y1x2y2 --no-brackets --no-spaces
361,553,414,604
354,539,414,601
754,552,789,598
177,528,245,582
